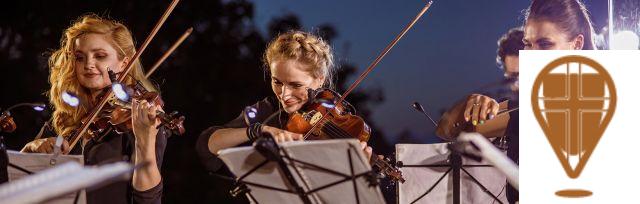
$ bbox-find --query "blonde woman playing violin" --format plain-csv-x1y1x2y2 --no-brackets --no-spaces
21,14,169,204
196,31,374,172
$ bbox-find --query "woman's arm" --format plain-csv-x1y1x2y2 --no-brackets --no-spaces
196,97,299,171
436,94,510,140
131,99,162,192
207,128,250,154
207,125,302,155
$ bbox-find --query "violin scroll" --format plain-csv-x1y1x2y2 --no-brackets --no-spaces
372,154,405,183
0,114,16,133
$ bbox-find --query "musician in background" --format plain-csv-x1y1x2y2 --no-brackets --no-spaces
496,28,522,94
495,26,523,204
20,14,169,204
523,0,596,51
196,31,373,172
437,0,597,203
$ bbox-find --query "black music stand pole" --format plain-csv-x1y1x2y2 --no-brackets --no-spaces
451,151,462,204
254,137,312,204
0,135,8,184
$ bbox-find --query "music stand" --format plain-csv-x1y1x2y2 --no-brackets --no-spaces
217,139,385,204
0,161,135,204
396,142,507,204
454,133,518,190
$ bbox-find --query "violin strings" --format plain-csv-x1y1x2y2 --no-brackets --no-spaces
321,122,394,172
321,121,352,139
313,120,401,179
321,121,344,138
324,125,348,139
298,117,385,162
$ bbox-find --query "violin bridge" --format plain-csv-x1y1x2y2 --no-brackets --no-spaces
307,111,323,125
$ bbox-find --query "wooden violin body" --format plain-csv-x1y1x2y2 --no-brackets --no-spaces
287,89,370,142
436,100,512,141
286,88,404,183
0,113,16,133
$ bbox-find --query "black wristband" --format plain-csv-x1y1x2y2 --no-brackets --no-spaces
246,122,263,142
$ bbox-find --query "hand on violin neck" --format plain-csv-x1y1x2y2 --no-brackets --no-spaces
261,125,303,143
131,98,161,154
360,141,373,160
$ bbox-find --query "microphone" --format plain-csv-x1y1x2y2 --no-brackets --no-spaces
0,102,46,183
3,103,46,114
2,103,47,132
411,101,437,127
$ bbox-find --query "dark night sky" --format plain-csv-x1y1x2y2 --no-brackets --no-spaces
253,0,608,143
0,0,615,203
0,0,610,144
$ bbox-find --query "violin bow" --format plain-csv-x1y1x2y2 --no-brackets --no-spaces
498,107,519,115
68,0,181,150
145,27,193,78
303,1,434,139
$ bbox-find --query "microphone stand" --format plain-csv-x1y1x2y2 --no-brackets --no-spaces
0,103,47,183
0,135,8,183
411,102,438,127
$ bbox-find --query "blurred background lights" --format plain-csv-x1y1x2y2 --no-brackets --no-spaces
62,91,79,107
112,83,129,101
611,30,640,50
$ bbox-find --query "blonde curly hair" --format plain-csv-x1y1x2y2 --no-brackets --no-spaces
264,31,335,88
48,14,156,137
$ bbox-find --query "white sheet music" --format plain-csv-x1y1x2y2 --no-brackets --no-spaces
7,150,86,204
396,143,509,204
0,159,133,204
218,139,385,204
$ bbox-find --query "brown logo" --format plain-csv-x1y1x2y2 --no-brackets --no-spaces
531,55,616,197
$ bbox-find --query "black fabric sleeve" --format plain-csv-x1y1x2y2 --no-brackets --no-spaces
132,179,163,204
195,97,278,172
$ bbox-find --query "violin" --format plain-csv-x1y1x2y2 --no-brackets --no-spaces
286,88,405,183
0,113,16,133
84,79,185,140
436,99,518,141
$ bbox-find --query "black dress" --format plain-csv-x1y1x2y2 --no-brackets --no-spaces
505,99,519,204
196,96,285,172
40,122,170,204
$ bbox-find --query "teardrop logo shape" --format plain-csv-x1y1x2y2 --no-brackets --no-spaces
531,55,616,181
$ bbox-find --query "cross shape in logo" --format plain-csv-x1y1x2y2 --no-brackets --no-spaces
532,55,616,179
